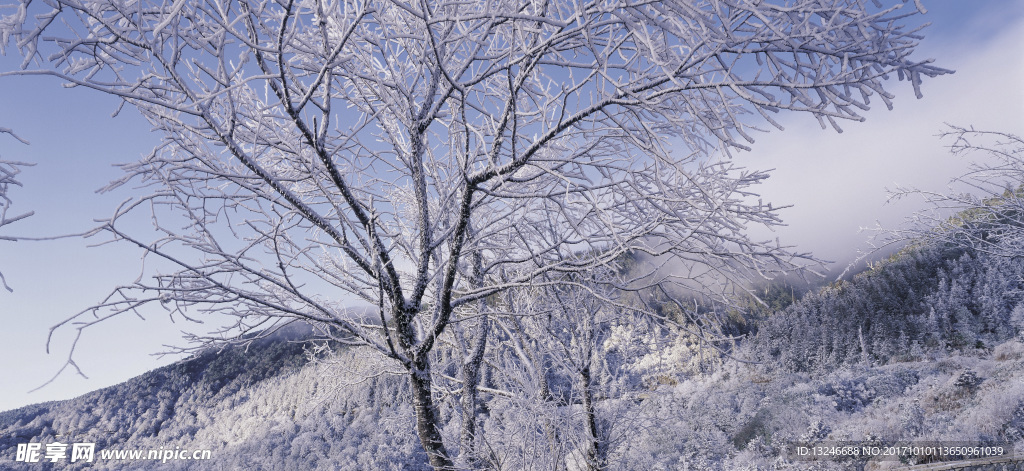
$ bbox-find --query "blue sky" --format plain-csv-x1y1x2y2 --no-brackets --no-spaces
0,1,1022,412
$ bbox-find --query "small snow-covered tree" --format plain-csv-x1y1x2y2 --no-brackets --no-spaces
482,271,626,470
0,0,949,467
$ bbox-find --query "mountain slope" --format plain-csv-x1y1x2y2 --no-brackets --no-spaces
748,243,1024,373
3,241,1024,470
0,324,428,470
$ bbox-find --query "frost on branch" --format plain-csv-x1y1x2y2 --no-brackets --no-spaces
882,127,1024,258
0,127,32,292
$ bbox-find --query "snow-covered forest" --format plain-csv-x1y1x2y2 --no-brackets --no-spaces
0,0,1022,469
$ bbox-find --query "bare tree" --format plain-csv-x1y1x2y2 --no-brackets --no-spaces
0,127,32,292
0,0,949,467
883,126,1024,257
513,280,617,471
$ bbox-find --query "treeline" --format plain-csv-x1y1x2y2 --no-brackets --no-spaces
746,243,1024,372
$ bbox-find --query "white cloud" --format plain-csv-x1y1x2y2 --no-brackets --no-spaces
735,12,1024,270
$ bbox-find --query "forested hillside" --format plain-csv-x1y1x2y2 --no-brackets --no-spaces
748,243,1024,372
3,231,1024,469
0,325,431,470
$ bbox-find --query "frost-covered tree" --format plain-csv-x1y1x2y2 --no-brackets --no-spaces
0,0,949,467
481,272,626,469
0,127,32,292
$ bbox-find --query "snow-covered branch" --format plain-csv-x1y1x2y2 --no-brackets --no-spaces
0,128,32,292
882,126,1024,257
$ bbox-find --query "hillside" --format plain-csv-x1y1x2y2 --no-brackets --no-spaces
0,324,430,470
748,243,1024,372
2,241,1024,469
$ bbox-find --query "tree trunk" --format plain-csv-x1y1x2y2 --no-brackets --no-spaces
409,358,454,470
539,356,564,470
581,365,604,470
459,316,489,468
